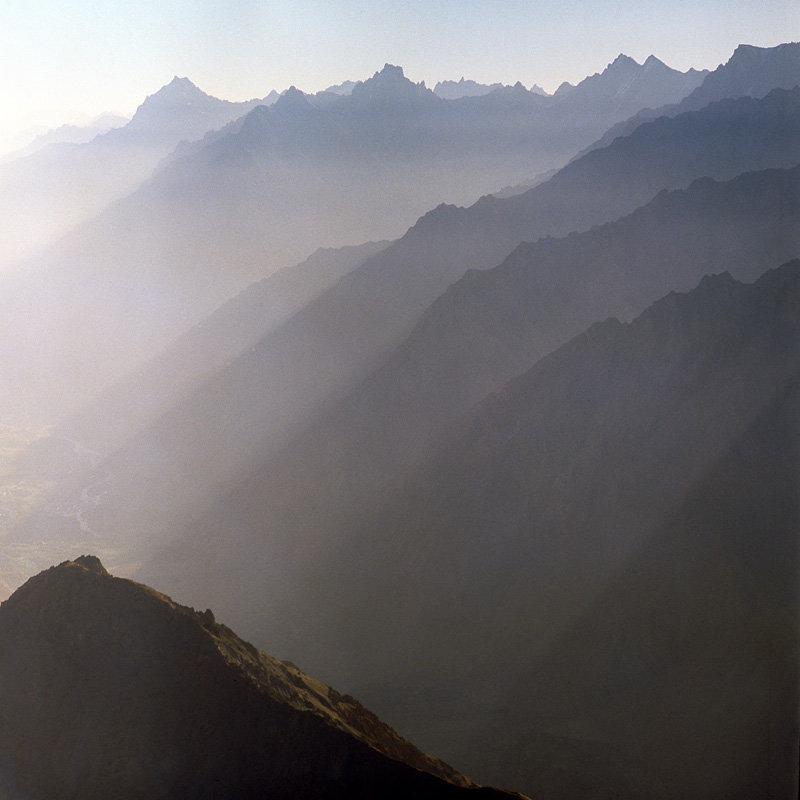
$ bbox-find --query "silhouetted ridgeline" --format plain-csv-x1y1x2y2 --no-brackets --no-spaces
146,263,800,799
30,89,800,553
0,557,526,800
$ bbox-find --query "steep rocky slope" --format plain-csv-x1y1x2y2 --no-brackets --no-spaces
0,556,524,800
44,91,800,554
140,263,800,799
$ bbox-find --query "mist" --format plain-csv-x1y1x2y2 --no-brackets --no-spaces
0,36,797,800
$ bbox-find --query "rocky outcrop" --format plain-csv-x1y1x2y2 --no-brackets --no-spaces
0,556,525,800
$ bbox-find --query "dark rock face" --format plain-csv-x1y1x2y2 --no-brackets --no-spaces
0,558,523,800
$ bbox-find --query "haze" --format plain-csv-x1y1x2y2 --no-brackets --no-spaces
1,0,796,151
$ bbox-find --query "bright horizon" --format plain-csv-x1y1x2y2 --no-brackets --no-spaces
0,0,797,152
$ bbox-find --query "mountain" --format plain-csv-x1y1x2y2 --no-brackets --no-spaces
137,161,800,623
0,56,720,426
107,76,270,145
680,41,800,111
0,556,524,799
550,53,707,115
179,263,798,800
589,41,800,152
52,239,388,454
499,375,800,799
5,114,129,160
433,78,508,99
34,86,800,556
0,238,388,548
0,77,269,270
324,79,357,95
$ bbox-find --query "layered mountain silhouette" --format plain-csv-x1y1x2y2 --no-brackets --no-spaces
589,40,800,152
170,263,797,800
129,162,799,613
0,78,269,270
37,89,800,561
0,40,798,800
0,556,524,799
0,56,714,425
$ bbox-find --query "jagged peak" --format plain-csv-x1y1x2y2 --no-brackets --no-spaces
377,62,405,79
643,54,667,68
605,53,640,72
150,75,209,100
273,85,316,113
167,75,198,88
351,63,435,103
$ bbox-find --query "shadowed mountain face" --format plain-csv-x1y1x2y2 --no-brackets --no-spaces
64,160,800,580
15,84,798,558
497,378,800,800
143,263,800,799
0,556,524,800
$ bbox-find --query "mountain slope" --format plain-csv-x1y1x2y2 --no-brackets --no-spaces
0,556,524,800
140,263,800,799
137,162,800,625
498,375,799,799
0,77,268,270
589,40,800,152
0,56,719,424
39,90,800,552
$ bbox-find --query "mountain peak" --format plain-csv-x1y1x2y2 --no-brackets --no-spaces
607,53,640,71
643,54,666,68
275,85,310,104
70,554,109,576
167,75,197,88
0,559,509,798
350,63,436,103
378,62,405,79
151,75,209,102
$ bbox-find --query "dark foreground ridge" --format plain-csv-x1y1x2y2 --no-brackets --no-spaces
0,557,526,800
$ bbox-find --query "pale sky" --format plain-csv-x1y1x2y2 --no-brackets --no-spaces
0,0,797,151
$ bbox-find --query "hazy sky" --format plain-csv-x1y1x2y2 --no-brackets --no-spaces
0,0,797,149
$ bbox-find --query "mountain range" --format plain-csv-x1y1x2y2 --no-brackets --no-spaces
171,262,796,800
32,85,800,559
0,78,271,270
0,39,798,800
0,54,712,423
587,41,800,153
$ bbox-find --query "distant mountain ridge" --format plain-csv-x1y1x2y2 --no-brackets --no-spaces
15,86,799,566
434,78,509,99
550,53,708,112
587,40,800,152
0,55,726,425
0,76,272,270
